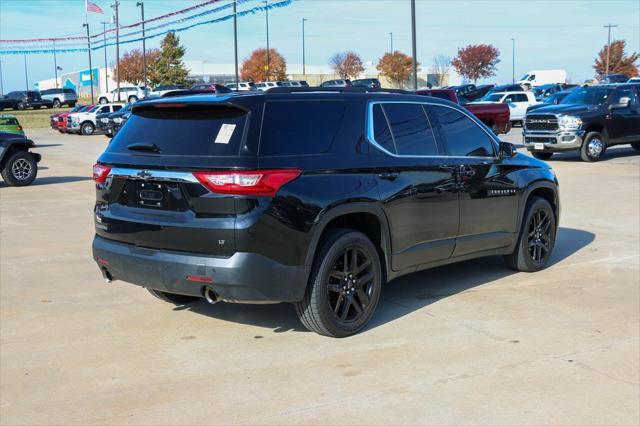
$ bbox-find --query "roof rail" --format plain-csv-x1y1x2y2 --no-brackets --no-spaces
266,86,413,95
160,89,225,98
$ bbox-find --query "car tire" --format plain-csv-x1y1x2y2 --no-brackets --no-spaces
99,97,108,104
80,121,95,135
1,151,38,187
128,95,138,103
295,229,383,337
16,102,25,111
52,99,61,108
505,196,556,272
532,152,553,160
631,142,640,151
69,102,77,108
580,132,606,162
147,289,199,305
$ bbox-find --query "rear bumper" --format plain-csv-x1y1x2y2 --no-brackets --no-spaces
92,235,310,303
523,129,585,152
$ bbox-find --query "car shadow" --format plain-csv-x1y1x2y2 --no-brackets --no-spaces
34,144,63,148
545,146,638,162
181,227,595,335
0,176,92,188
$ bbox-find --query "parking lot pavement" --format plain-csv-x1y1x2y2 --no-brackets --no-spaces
1,128,638,425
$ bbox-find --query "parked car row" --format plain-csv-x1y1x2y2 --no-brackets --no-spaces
50,103,125,136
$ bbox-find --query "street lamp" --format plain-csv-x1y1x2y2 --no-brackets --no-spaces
302,18,307,76
136,1,147,90
23,54,29,91
410,0,418,90
389,32,393,54
264,0,270,81
101,21,110,94
233,1,239,88
511,38,515,84
83,23,95,104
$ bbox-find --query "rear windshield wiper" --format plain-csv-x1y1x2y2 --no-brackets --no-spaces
127,143,161,153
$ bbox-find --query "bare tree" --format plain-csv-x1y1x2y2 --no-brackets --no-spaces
432,54,452,87
329,51,365,79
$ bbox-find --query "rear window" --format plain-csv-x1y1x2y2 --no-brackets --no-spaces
259,100,345,156
63,89,76,94
0,117,19,125
107,105,248,157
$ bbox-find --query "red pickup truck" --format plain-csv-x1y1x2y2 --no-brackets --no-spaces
416,89,511,134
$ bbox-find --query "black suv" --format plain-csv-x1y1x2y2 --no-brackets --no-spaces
0,91,50,110
92,88,560,337
523,84,640,161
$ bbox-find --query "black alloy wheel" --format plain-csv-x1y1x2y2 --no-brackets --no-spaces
505,196,556,272
296,229,382,337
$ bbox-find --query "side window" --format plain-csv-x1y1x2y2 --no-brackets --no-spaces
382,103,439,156
112,105,122,112
612,89,637,106
259,100,345,156
529,74,535,81
98,106,109,113
431,106,496,157
515,94,529,102
371,104,395,153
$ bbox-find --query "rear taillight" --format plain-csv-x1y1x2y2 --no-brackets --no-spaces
93,163,111,184
193,169,301,197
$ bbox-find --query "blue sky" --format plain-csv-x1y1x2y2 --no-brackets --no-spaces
1,0,639,92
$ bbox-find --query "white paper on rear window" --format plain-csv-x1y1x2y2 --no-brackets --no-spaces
215,123,236,144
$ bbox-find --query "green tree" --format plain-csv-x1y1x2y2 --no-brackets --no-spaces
150,32,190,86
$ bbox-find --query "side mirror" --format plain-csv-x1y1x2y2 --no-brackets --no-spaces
499,141,517,158
610,97,631,110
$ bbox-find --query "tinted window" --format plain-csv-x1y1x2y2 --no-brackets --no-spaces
108,105,248,157
371,104,395,153
260,100,345,156
0,117,19,125
63,89,75,94
112,105,123,112
514,94,529,102
611,88,637,105
382,103,438,156
431,106,495,157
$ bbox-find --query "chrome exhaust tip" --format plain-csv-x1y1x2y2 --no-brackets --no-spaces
101,268,113,283
204,287,219,305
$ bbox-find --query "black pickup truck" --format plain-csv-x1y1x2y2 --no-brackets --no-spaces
523,84,640,161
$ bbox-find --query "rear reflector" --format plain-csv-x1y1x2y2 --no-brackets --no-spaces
186,275,214,283
92,163,111,184
193,169,301,197
97,257,109,266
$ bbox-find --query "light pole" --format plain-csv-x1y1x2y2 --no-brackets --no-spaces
83,23,95,104
53,40,59,88
111,1,121,101
410,0,418,90
511,38,515,84
101,21,110,94
389,32,393,54
233,0,239,88
23,54,29,91
0,58,4,95
302,18,307,76
136,1,147,90
603,24,618,76
264,0,270,81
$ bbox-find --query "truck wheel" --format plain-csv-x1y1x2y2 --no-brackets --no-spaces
52,99,61,108
631,142,640,151
580,132,606,162
1,151,38,186
99,97,108,104
532,152,553,160
69,102,77,108
16,102,25,111
128,95,138,103
147,289,199,305
80,121,95,135
505,196,556,272
295,229,383,337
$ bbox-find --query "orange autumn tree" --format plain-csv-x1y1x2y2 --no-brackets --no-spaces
593,40,639,78
376,51,417,88
240,48,287,82
451,44,500,83
113,48,160,86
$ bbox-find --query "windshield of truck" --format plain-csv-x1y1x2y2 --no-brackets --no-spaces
482,94,504,102
562,87,612,105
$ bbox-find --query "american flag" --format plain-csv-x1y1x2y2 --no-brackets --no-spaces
86,0,104,14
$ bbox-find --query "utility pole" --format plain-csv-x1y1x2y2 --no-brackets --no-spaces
136,1,147,90
233,0,239,88
603,24,618,76
112,1,121,101
511,38,515,84
101,21,110,94
410,0,418,90
302,18,307,76
83,23,95,104
389,32,393,54
53,40,59,88
23,54,29,91
0,58,4,95
264,0,270,81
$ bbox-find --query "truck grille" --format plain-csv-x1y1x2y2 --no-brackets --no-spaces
525,114,558,131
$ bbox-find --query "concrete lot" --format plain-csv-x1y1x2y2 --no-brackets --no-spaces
1,128,639,425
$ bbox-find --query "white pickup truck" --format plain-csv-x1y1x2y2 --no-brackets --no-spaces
67,104,123,135
473,91,539,125
98,86,147,104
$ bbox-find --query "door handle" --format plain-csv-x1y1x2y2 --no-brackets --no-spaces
378,172,399,181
